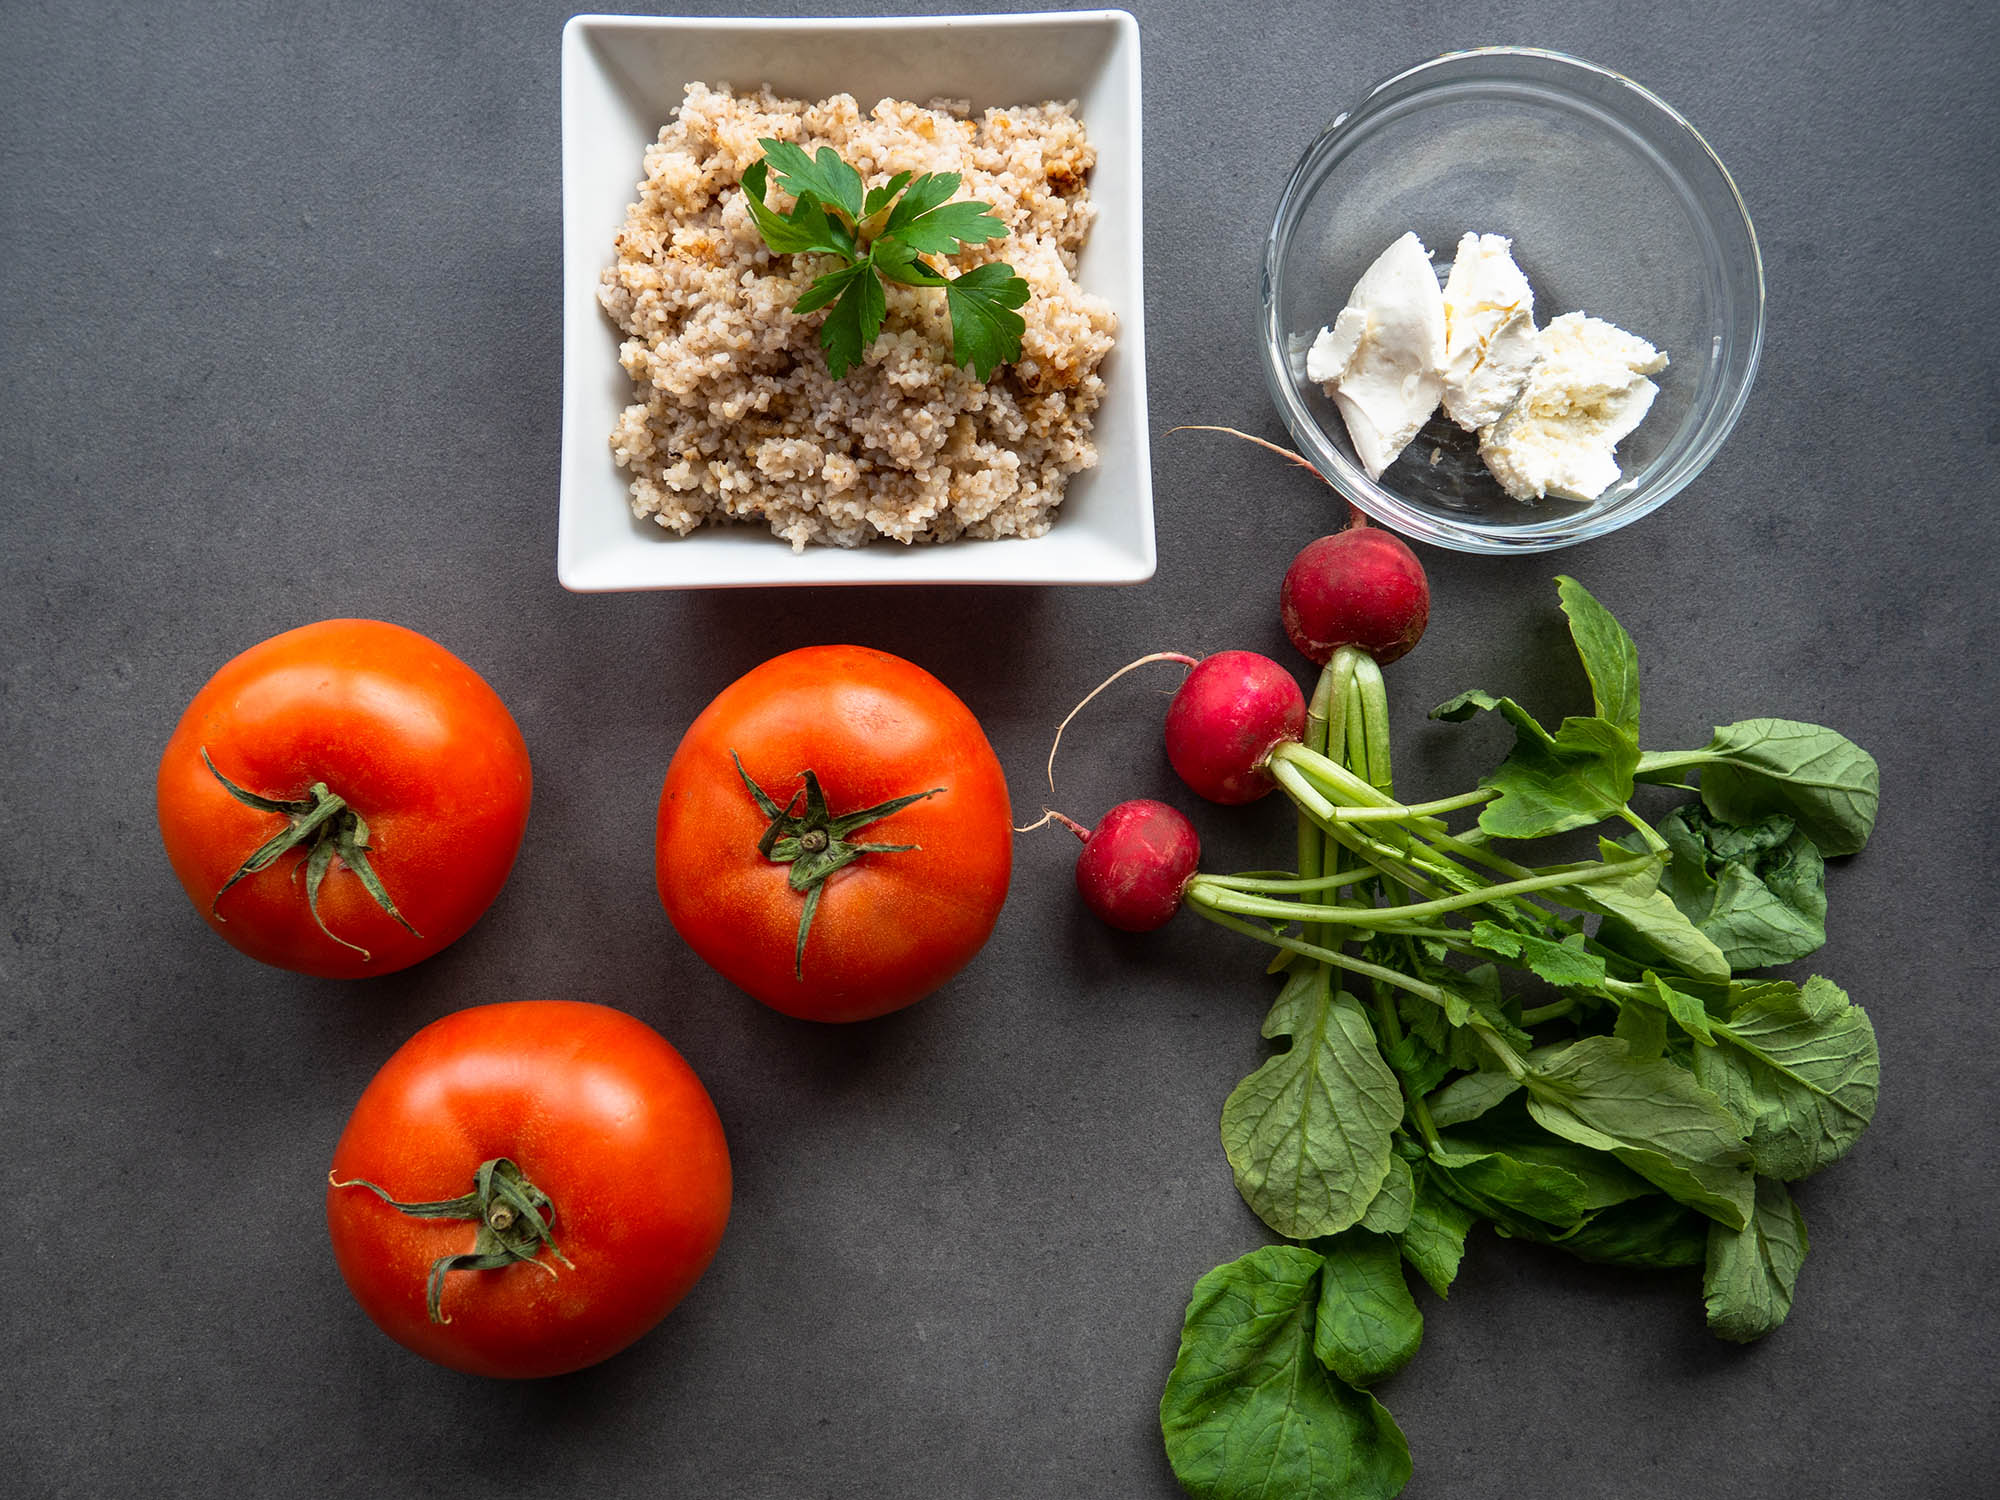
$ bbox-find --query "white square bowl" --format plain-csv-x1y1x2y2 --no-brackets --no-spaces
559,10,1151,591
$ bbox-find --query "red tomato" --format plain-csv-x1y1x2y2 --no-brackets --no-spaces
155,619,531,978
326,1000,731,1378
656,645,1011,1023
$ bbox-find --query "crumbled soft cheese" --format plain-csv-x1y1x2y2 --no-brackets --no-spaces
1305,231,1446,480
1440,233,1540,431
1306,306,1367,385
1479,311,1670,502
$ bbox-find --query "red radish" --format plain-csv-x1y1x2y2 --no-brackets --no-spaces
1042,650,1305,809
1170,424,1432,667
1049,801,1201,932
1164,651,1307,805
1281,529,1430,665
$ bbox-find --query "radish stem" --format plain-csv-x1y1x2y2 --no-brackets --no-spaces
1269,740,1401,811
1520,997,1582,1026
1617,804,1670,854
1198,867,1379,895
1190,856,1655,928
1350,652,1394,795
1183,899,1450,1007
1270,760,1437,896
1304,788,1496,823
1298,654,1336,948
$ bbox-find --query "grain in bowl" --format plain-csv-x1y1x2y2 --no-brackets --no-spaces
597,83,1117,551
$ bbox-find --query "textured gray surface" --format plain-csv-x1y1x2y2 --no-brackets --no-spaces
4,1,1996,1495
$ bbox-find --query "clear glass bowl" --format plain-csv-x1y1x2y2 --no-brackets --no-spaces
1261,48,1764,553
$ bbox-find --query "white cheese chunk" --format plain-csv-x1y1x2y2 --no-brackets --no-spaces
1305,306,1367,385
1440,232,1540,432
1479,311,1670,502
1305,231,1446,480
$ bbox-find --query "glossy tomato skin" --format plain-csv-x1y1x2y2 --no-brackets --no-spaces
326,1001,732,1379
155,619,531,978
657,645,1012,1023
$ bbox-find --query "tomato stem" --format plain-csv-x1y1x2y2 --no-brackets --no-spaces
732,752,943,980
202,748,421,959
328,1157,571,1324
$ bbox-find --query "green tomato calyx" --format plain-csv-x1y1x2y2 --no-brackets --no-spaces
328,1157,572,1324
201,748,421,959
731,751,942,980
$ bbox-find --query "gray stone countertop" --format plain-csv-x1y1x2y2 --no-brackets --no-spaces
4,2,1994,1496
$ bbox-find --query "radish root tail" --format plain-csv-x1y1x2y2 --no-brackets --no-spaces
1046,651,1199,794
1168,424,1369,529
1015,807,1091,842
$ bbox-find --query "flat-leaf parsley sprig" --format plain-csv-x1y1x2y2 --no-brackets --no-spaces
741,139,1032,381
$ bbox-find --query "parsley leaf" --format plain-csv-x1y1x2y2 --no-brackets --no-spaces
862,170,913,218
868,236,940,288
741,141,1033,380
884,172,1010,254
757,140,864,222
807,265,885,381
791,262,865,317
943,263,1033,382
882,170,964,230
742,160,856,259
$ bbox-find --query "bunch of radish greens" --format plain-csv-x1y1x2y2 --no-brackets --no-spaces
1045,513,1880,1500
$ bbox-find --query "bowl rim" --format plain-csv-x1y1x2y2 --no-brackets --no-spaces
1259,45,1766,554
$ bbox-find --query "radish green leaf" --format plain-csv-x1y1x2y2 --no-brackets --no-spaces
1696,976,1879,1180
1636,719,1880,856
1223,970,1403,1240
1314,1233,1423,1387
1523,1036,1754,1228
1161,1247,1412,1500
1703,1175,1809,1342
